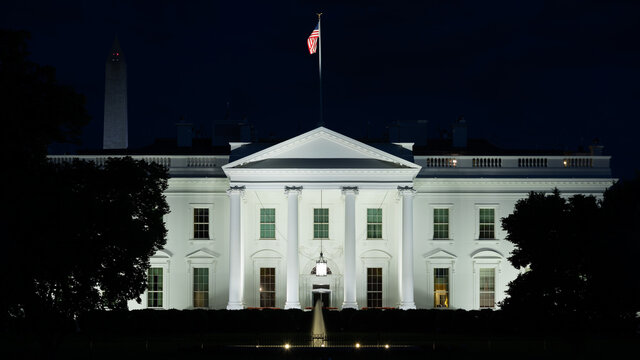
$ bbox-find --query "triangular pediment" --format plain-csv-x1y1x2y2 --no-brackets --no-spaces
223,127,419,170
423,249,457,259
185,248,220,259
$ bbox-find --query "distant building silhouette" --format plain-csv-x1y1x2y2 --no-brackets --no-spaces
103,37,128,149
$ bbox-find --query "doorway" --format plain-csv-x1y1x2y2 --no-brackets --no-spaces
312,284,331,308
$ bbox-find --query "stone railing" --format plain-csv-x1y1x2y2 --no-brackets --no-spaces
49,155,172,167
48,155,229,176
563,157,592,168
415,155,610,177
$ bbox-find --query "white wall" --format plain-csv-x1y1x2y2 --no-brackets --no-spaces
130,178,611,311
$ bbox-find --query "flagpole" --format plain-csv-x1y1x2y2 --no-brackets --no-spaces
317,12,323,127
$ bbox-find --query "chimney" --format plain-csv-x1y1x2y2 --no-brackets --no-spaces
452,116,467,148
589,138,604,156
240,117,252,142
176,118,193,147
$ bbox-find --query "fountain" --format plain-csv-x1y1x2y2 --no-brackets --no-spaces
310,299,327,347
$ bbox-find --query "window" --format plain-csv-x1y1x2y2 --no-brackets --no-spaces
193,208,210,239
313,208,329,239
366,208,383,239
479,268,495,308
259,267,276,307
367,267,383,308
147,267,163,308
193,268,209,308
479,208,495,239
433,208,449,239
434,268,449,308
260,208,276,239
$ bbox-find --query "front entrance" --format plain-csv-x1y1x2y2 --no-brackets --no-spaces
312,284,331,308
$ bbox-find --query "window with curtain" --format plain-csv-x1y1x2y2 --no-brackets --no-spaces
434,268,449,308
433,208,449,239
147,267,163,308
479,268,495,308
479,208,495,239
313,208,329,239
260,208,276,239
193,268,209,308
367,208,383,239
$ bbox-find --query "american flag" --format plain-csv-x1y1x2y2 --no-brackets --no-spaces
307,23,320,54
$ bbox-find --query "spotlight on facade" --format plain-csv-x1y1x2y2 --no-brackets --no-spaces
355,342,361,349
315,252,328,277
284,343,291,350
385,344,390,349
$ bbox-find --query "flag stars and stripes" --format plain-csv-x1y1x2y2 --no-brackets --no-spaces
307,23,320,54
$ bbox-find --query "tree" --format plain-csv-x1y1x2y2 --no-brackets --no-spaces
501,190,600,319
590,175,640,321
0,30,169,323
501,182,640,326
0,29,89,164
6,157,169,319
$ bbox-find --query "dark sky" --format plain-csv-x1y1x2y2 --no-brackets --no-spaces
2,0,639,180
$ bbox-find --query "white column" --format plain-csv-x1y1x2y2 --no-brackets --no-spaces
398,186,417,310
226,186,245,310
284,186,302,309
342,186,358,309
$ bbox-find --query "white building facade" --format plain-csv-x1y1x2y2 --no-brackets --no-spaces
50,127,614,311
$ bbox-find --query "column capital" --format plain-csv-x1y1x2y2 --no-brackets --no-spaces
284,186,303,196
397,186,416,196
341,186,359,195
227,185,245,195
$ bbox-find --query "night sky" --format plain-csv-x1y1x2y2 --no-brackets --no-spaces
2,0,639,180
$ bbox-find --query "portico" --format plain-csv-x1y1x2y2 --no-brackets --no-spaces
222,127,421,310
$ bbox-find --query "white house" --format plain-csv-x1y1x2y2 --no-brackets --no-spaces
50,126,613,311
49,40,614,311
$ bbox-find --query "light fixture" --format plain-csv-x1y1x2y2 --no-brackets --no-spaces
316,252,327,276
316,189,328,277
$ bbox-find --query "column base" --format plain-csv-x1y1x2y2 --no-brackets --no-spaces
226,302,244,310
341,301,358,310
399,302,416,310
284,302,301,310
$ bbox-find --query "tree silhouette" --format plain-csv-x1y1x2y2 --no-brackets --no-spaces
0,30,169,324
10,158,169,319
501,181,640,326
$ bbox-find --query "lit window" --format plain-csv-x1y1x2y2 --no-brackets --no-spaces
313,208,329,239
260,267,276,307
479,268,495,308
433,208,449,239
147,268,163,308
260,208,276,239
367,267,383,308
367,208,382,239
479,208,495,239
434,268,449,308
193,208,209,239
193,268,209,308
